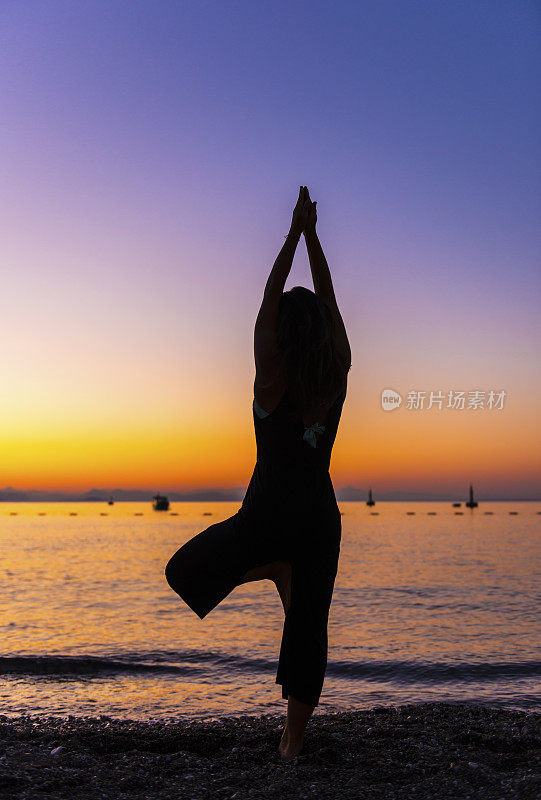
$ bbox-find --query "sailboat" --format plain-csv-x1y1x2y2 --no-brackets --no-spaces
366,488,375,507
465,485,478,509
108,495,114,506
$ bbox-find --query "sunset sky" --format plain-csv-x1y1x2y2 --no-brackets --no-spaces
1,1,539,498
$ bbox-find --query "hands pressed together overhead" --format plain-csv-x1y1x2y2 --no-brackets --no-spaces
289,185,317,238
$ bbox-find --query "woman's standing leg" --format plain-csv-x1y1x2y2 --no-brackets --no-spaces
239,555,315,758
275,545,340,757
239,559,317,759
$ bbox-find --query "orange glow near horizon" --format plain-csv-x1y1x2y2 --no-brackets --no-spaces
2,380,539,496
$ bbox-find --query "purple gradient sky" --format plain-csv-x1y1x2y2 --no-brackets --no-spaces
1,1,540,495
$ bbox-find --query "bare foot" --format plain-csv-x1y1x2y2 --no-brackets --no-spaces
278,724,303,760
273,561,292,615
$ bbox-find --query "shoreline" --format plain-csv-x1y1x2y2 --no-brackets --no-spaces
1,702,538,799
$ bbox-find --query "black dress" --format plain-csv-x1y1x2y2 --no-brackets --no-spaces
165,385,346,707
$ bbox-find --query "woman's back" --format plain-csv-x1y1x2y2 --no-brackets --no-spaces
237,384,347,533
253,384,346,465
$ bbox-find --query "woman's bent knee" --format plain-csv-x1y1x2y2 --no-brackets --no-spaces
165,550,190,594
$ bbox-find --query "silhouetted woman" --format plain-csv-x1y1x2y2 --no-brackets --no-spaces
165,186,351,759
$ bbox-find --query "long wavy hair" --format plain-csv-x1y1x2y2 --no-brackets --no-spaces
276,285,349,412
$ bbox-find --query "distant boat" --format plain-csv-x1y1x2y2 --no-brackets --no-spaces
153,494,170,511
366,488,375,507
452,502,461,508
465,485,478,509
108,495,114,506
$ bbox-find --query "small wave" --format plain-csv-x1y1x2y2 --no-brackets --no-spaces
0,653,539,685
326,659,541,683
0,655,205,677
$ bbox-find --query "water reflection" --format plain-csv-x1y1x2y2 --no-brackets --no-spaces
1,501,539,718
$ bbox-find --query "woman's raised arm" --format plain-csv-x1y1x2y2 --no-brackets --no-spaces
303,197,351,371
254,188,310,386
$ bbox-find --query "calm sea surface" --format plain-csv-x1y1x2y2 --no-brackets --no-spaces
1,501,539,720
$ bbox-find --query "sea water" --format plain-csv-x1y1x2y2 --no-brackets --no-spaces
1,501,539,720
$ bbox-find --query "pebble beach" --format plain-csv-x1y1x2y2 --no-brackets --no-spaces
1,702,539,800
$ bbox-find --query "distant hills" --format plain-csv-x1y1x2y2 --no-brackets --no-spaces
0,485,538,502
0,487,243,502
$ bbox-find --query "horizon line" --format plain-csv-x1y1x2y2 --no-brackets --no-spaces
0,486,539,503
